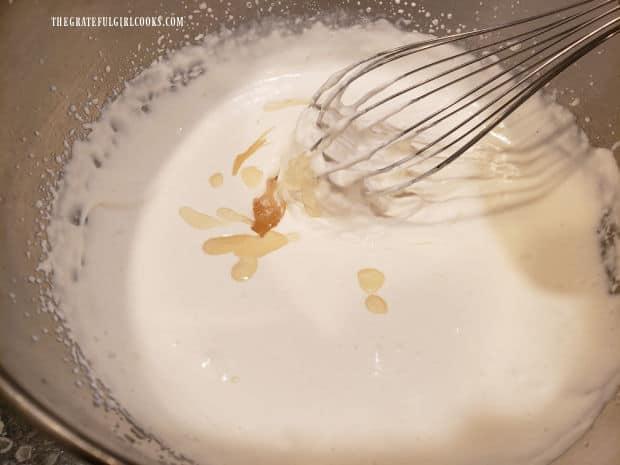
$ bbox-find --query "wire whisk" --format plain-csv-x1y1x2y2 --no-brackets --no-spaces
308,0,620,196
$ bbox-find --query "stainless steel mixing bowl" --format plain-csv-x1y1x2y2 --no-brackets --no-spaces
1,1,619,464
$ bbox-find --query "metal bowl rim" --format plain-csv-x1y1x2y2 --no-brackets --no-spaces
0,365,139,465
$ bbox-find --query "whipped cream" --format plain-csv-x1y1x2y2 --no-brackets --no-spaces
44,20,620,465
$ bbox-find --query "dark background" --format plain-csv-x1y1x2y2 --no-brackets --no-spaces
0,399,80,465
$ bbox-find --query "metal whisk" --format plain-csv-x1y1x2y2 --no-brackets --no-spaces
309,0,620,196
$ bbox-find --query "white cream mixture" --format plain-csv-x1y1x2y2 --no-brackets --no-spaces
45,21,620,465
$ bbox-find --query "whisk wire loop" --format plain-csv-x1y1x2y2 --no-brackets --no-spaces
309,0,620,195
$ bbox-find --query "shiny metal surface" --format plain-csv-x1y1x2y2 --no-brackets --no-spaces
0,1,619,465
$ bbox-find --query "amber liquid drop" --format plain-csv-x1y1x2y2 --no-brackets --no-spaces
263,98,312,112
209,172,224,188
252,177,286,237
365,295,388,314
357,268,388,314
357,268,385,294
240,166,264,189
179,207,223,229
216,208,253,225
203,231,289,282
232,128,271,176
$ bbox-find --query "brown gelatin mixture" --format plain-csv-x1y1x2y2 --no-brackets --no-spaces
251,177,286,237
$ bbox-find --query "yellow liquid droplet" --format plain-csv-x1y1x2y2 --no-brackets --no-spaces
215,207,253,225
209,172,224,188
231,256,258,281
179,206,222,229
232,128,272,176
240,166,263,189
263,98,312,112
365,295,388,314
203,231,288,257
203,231,290,282
357,268,385,294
